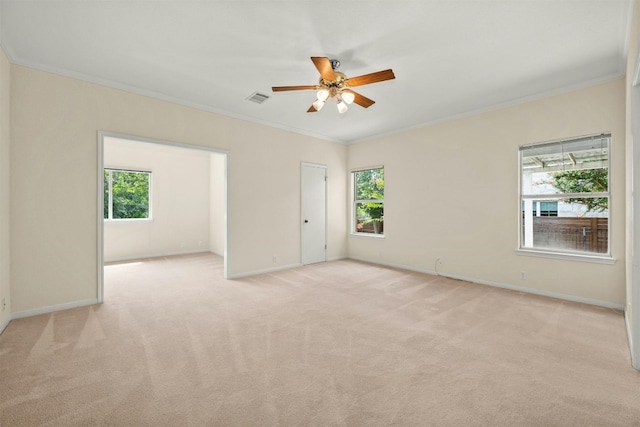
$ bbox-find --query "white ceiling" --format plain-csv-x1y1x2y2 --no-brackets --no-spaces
0,1,632,143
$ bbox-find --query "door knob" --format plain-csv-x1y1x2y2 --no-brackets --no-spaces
304,220,309,223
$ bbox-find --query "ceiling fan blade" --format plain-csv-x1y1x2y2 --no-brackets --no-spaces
272,85,319,92
311,57,336,81
346,69,395,87
307,104,318,113
344,90,375,108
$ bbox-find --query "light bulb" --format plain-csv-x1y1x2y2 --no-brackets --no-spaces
316,89,329,102
312,99,325,111
337,101,348,114
342,91,355,104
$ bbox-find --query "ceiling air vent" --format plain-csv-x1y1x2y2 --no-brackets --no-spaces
246,92,270,104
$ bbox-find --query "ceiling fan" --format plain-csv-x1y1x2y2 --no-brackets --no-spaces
272,57,395,114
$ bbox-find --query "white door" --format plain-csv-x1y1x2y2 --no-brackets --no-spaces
301,163,327,265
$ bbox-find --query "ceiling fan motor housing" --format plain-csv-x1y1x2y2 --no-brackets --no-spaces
319,72,348,98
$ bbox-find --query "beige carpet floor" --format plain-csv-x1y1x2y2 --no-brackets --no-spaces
1,253,639,426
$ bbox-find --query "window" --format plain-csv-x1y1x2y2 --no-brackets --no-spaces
537,201,558,217
353,168,384,235
104,169,151,220
522,200,558,217
519,134,610,256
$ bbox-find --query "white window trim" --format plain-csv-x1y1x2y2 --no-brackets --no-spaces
104,168,153,221
518,133,612,260
350,232,385,239
351,166,385,238
516,248,615,264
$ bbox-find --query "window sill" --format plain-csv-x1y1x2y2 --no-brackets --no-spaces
350,233,385,239
104,218,152,222
516,248,616,265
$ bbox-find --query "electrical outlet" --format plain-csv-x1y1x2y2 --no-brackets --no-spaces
435,258,443,274
520,271,527,280
272,255,277,264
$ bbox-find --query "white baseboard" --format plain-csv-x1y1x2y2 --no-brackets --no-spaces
3,257,624,334
0,316,10,335
104,249,211,264
227,263,303,279
11,298,99,320
349,256,437,275
348,256,624,310
446,271,624,310
228,256,348,279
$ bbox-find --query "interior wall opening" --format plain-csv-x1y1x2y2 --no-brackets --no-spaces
97,132,228,303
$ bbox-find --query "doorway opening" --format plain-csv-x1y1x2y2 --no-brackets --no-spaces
97,132,229,303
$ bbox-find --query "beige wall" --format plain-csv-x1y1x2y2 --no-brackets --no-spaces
348,79,626,306
0,46,10,330
10,65,348,314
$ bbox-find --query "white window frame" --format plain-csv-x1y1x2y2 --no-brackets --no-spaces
104,168,152,221
351,166,385,238
517,133,613,263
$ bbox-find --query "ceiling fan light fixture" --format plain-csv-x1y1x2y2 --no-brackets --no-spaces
341,91,355,104
317,88,330,102
312,99,325,111
337,100,348,114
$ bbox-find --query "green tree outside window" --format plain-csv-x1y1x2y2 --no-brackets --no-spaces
550,168,608,212
354,168,384,234
104,169,150,219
